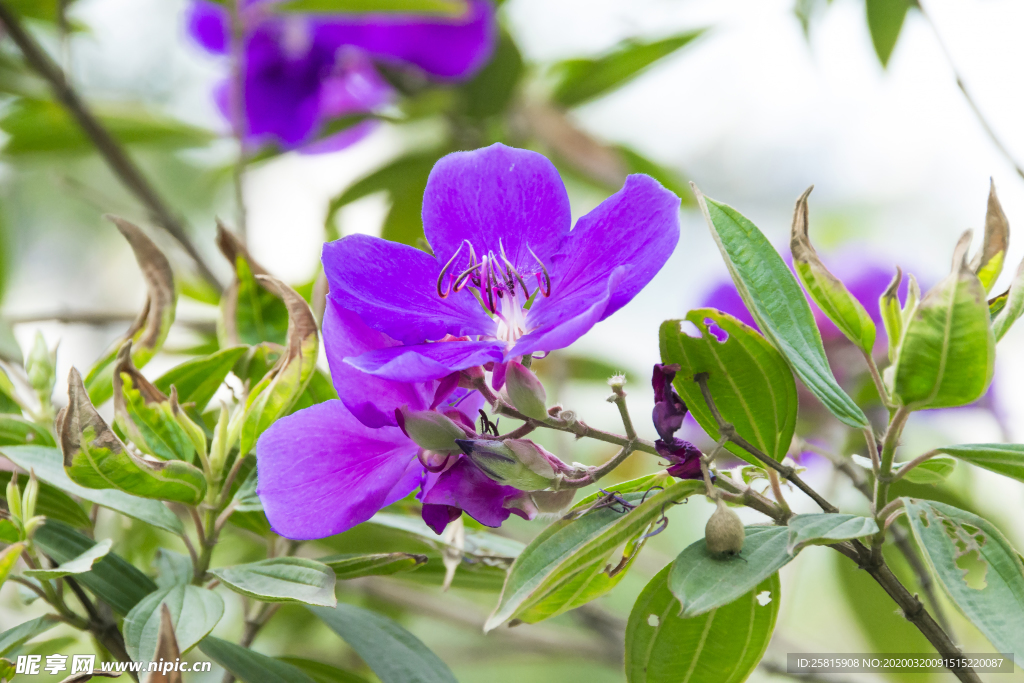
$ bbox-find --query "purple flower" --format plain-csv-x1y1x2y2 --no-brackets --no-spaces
324,143,681,382
256,299,533,539
186,0,497,150
655,438,703,480
652,363,687,442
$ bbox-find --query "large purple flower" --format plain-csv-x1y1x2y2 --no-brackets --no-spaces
186,0,496,150
256,299,531,539
324,143,681,383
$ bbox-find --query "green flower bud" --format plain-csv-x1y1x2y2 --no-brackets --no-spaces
397,407,467,453
5,471,22,522
22,470,38,522
23,515,44,539
457,438,567,491
505,360,547,420
26,332,56,399
705,498,745,558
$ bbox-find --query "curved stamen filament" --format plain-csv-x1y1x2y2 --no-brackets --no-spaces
498,239,529,296
527,244,552,297
435,241,466,298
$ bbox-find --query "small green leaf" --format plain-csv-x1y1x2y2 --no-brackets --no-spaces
866,0,910,67
993,254,1024,341
0,445,183,534
24,538,112,579
201,636,317,683
971,180,1009,292
660,309,797,464
668,525,791,617
786,514,878,554
239,277,319,455
0,615,60,657
33,520,157,614
0,414,55,447
932,444,1024,484
0,519,16,543
210,558,337,607
879,267,904,362
694,189,868,428
903,498,1024,658
154,346,248,412
893,232,995,409
231,468,262,512
0,542,23,587
791,187,876,353
59,369,207,506
551,31,705,107
894,455,957,484
84,217,176,406
626,564,779,683
319,553,427,580
275,0,466,15
309,603,458,683
0,469,90,529
124,585,224,663
0,657,12,681
154,549,194,588
486,479,703,630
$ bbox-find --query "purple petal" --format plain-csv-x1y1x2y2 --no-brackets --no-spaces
323,234,494,344
322,298,431,428
421,504,462,535
422,144,571,274
256,400,419,539
418,458,520,532
311,0,496,80
526,174,680,335
186,1,228,54
346,339,505,383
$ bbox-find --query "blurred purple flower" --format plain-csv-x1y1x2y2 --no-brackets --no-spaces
186,0,496,150
256,301,533,539
324,143,681,383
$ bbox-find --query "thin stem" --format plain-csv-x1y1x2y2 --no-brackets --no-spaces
0,2,223,292
609,385,637,441
862,350,893,409
694,373,838,513
188,506,207,548
767,469,791,513
560,443,636,489
863,427,880,474
888,449,939,484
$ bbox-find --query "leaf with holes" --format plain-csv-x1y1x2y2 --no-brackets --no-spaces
319,553,427,580
486,479,703,630
123,585,224,663
210,558,337,607
24,538,111,580
660,309,796,464
786,514,878,554
669,526,791,617
933,444,1024,484
627,564,779,683
694,189,868,428
903,498,1024,658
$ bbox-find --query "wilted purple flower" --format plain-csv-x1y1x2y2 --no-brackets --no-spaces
325,143,681,382
256,301,534,538
652,362,687,442
655,438,703,480
186,0,496,150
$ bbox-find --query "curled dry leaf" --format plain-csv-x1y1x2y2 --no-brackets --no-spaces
969,179,1009,292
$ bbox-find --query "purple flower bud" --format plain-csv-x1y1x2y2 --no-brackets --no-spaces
396,406,469,453
652,363,688,442
456,438,568,490
505,360,548,420
655,437,703,480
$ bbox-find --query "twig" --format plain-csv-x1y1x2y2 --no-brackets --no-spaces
861,351,893,410
609,383,637,440
0,2,223,292
3,310,217,335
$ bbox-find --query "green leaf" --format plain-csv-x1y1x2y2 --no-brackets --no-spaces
288,366,339,414
123,585,224,663
552,31,705,107
0,519,16,543
154,548,193,588
791,187,877,352
84,218,177,406
0,98,215,155
0,615,60,657
0,469,91,529
309,603,458,683
459,31,523,119
933,444,1024,484
894,455,957,484
0,542,23,587
0,414,55,448
154,346,248,412
892,232,995,409
626,564,779,683
486,479,703,630
660,309,797,464
210,558,337,607
694,189,868,428
786,513,878,554
223,256,290,348
59,369,207,506
24,538,112,579
903,498,1024,658
201,636,317,683
275,0,466,15
277,658,370,683
0,445,183,534
866,0,910,67
318,553,428,580
33,520,157,614
232,468,262,512
239,277,319,455
0,657,11,681
668,525,791,617
971,179,1009,292
880,267,904,362
993,253,1024,341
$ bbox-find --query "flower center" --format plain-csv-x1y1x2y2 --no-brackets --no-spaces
436,240,552,343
